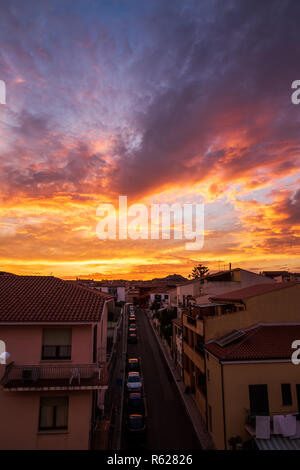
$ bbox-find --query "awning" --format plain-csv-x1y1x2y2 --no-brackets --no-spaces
255,436,300,450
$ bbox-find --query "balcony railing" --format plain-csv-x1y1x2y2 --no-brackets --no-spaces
1,362,108,391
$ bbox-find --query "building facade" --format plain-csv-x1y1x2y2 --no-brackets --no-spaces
0,275,113,450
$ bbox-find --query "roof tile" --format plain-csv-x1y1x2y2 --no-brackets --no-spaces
0,275,114,323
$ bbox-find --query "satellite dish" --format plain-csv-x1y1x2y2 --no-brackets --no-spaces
0,351,10,363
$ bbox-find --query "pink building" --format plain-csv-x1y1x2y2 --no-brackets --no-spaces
0,275,114,450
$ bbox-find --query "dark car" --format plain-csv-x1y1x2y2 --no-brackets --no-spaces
128,332,137,344
129,315,136,323
127,357,140,372
128,324,137,332
126,414,146,435
127,392,145,415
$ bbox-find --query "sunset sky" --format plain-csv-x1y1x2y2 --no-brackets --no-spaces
0,0,300,279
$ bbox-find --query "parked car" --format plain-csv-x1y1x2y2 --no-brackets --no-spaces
127,357,140,372
126,414,146,435
126,371,142,391
127,392,145,415
128,324,137,332
128,332,138,344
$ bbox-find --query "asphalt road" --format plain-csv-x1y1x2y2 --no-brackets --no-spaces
124,308,201,450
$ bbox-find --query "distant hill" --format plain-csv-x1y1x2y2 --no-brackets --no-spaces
151,274,187,282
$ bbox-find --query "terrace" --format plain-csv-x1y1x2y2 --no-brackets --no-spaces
1,362,108,391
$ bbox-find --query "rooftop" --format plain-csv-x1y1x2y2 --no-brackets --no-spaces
210,281,300,302
205,324,300,361
0,275,114,323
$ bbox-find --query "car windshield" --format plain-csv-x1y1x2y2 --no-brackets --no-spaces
129,416,143,429
128,375,140,382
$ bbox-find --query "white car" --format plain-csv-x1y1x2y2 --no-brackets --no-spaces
126,372,142,392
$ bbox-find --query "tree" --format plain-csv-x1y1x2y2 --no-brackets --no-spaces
188,263,209,280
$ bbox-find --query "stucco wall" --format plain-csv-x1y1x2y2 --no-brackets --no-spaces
0,390,91,450
204,284,300,341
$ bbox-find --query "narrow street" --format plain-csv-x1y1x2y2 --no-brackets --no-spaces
123,308,201,450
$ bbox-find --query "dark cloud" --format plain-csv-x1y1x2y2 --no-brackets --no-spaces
109,0,300,196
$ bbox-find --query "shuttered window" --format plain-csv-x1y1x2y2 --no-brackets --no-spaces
42,328,72,360
281,384,292,406
39,397,68,430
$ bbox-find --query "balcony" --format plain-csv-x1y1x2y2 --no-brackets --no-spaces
0,362,108,391
187,316,196,327
244,409,299,437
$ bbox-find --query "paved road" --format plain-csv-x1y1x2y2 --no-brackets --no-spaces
124,308,201,450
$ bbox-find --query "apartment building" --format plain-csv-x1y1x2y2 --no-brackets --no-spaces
77,279,127,303
172,269,275,378
0,275,114,450
196,268,275,303
149,287,170,310
262,271,300,282
182,281,300,448
204,324,300,450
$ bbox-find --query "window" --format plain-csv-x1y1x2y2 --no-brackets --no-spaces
190,331,194,348
281,384,292,406
164,294,168,300
42,328,72,360
39,397,68,431
249,384,269,415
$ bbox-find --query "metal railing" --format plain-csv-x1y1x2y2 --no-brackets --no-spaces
1,362,104,386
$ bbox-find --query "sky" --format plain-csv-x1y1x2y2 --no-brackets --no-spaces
0,0,300,279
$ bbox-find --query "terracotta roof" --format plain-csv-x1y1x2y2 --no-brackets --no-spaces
210,281,300,302
205,324,300,361
0,275,113,323
262,271,289,276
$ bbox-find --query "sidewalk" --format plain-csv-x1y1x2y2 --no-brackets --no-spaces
146,310,215,450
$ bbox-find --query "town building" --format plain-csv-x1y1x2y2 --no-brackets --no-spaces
204,324,300,450
0,275,114,450
171,268,275,376
77,279,127,304
181,281,300,449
